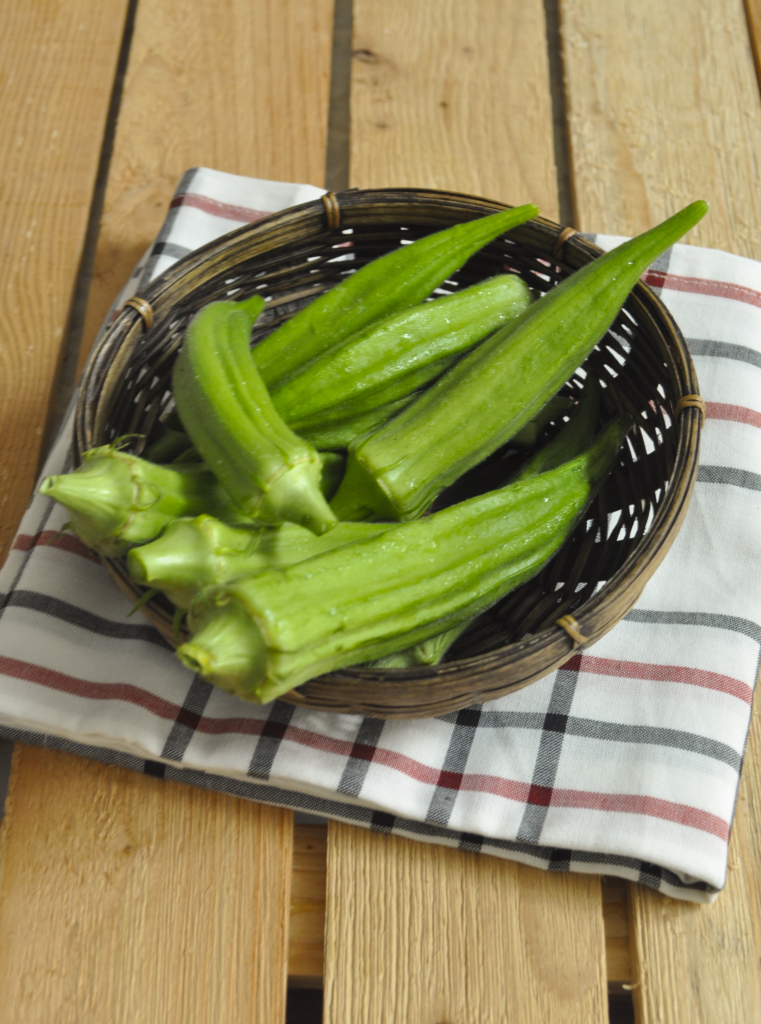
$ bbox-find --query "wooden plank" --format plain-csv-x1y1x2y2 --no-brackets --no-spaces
322,5,610,1021
0,745,293,1024
0,2,336,1021
628,811,761,1022
747,0,761,86
349,0,559,217
324,824,608,1024
602,877,632,986
561,3,761,1020
76,0,335,374
0,0,131,566
560,0,761,257
289,824,328,987
289,829,632,988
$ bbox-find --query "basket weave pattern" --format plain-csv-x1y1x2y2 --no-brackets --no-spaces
74,189,701,718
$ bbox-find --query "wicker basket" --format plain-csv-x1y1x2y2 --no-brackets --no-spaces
74,188,702,719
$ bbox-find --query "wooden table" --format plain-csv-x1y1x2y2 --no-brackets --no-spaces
2,2,761,1021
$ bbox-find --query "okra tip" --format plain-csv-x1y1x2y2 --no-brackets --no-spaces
178,599,269,698
676,199,709,231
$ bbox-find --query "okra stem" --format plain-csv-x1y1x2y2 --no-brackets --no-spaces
39,445,252,556
178,415,630,703
172,298,338,534
127,517,392,610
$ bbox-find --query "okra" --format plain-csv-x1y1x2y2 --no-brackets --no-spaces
127,517,392,610
512,375,600,482
297,397,414,451
143,429,195,464
370,621,473,669
369,378,603,668
318,451,346,500
510,395,574,447
330,201,708,522
176,415,630,703
252,204,539,388
271,274,533,429
39,444,252,557
172,296,337,535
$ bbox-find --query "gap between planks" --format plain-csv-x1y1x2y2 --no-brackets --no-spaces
287,823,631,989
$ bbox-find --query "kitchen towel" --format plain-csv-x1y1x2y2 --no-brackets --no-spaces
2,167,760,903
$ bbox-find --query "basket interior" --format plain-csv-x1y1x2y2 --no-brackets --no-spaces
92,202,681,667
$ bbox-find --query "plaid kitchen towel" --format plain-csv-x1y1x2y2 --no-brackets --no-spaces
2,169,760,903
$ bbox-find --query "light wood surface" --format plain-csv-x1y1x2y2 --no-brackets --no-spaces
0,746,293,1024
561,3,761,1019
350,0,559,218
0,0,131,565
289,826,632,988
628,818,761,1023
2,1,761,1019
76,0,336,375
0,2,336,1021
323,823,608,1024
560,0,761,256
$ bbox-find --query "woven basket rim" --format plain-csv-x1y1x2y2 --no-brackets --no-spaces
74,187,701,716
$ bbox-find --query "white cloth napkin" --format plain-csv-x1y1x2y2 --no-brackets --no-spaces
2,168,760,902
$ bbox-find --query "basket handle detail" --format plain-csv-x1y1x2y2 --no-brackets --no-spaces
322,192,341,231
124,296,155,330
675,393,706,428
556,614,589,648
552,226,577,261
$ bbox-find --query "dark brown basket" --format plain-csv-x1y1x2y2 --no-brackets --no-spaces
74,188,702,719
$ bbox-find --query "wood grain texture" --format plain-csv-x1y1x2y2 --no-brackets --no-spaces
76,0,335,375
0,745,293,1024
289,828,631,987
289,824,328,986
560,0,761,256
628,821,761,1022
746,0,761,86
560,3,761,1020
323,824,608,1024
0,0,131,566
1,4,337,1020
349,0,559,217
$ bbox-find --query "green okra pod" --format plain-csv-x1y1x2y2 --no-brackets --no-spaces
368,378,604,669
330,201,708,522
297,397,415,451
510,395,574,447
369,620,474,669
155,388,573,460
172,296,337,535
143,429,195,464
512,375,600,483
271,274,533,429
127,516,392,610
176,415,630,703
39,444,252,557
252,204,539,388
